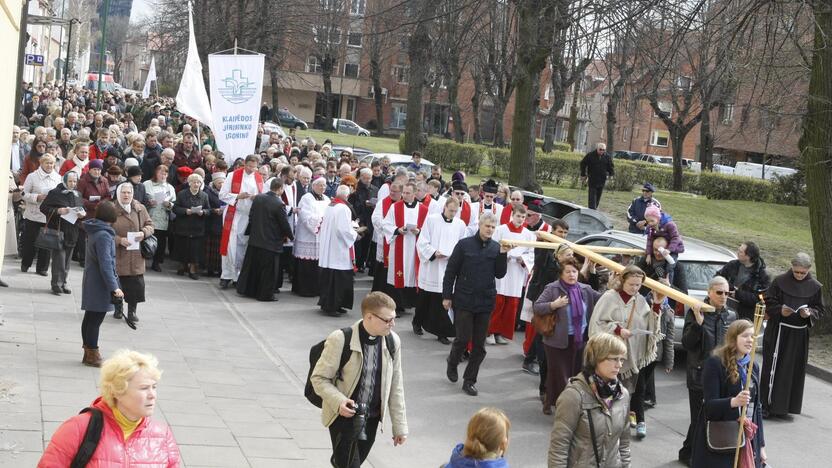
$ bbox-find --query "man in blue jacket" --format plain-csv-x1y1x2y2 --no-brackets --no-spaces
443,212,509,396
627,182,661,233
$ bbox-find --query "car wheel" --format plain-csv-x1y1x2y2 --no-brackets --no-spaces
295,123,305,130
359,132,368,136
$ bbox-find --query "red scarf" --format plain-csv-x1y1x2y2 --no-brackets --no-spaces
331,198,357,272
459,201,471,225
392,200,428,288
382,197,395,267
220,169,264,256
506,222,524,234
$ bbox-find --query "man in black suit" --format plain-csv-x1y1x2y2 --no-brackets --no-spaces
236,178,293,301
579,142,615,209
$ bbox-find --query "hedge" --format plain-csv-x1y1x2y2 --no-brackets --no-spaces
406,137,803,206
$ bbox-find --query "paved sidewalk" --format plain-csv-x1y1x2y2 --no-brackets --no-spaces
0,258,334,468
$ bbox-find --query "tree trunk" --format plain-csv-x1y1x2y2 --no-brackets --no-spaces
699,103,714,170
670,130,684,190
427,85,438,136
565,82,581,151
542,74,566,153
322,56,335,128
801,1,832,334
492,99,507,147
403,12,435,153
606,93,618,155
510,65,541,191
370,59,385,137
471,75,482,144
269,60,280,111
448,78,464,142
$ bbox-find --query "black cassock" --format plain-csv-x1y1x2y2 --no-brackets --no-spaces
417,291,455,339
761,271,825,416
237,192,293,301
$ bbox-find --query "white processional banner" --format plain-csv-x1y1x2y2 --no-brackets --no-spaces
208,54,265,164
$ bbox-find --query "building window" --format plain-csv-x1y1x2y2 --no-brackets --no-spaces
650,129,669,147
313,26,341,44
350,0,365,15
393,65,409,84
721,103,734,123
391,103,407,129
306,56,321,73
320,0,341,11
348,32,362,47
654,100,672,118
676,75,692,90
344,63,360,78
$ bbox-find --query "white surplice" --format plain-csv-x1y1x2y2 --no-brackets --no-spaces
294,192,330,259
382,201,422,288
422,195,446,215
280,179,300,247
318,202,358,270
371,197,391,262
219,170,265,280
416,213,467,293
478,202,503,220
493,224,536,298
453,200,479,237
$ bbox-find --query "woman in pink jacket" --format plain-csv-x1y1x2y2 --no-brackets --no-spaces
38,349,180,467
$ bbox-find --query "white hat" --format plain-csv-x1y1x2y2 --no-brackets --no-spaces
124,157,139,168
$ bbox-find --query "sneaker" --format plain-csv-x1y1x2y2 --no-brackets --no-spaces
522,361,540,375
636,422,647,439
485,335,496,345
495,335,510,345
629,411,637,428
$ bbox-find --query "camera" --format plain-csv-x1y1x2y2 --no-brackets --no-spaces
351,402,368,441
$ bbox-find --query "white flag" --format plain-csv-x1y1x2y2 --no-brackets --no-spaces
208,54,264,164
175,3,213,127
141,56,157,98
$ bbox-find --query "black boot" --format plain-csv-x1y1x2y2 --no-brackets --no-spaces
127,303,139,323
113,302,123,319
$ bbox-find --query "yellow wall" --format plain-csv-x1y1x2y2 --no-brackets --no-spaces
0,0,23,260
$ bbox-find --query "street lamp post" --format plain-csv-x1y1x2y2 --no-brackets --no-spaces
62,19,79,99
96,0,111,111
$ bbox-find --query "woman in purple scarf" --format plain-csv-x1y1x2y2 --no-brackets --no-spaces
533,257,603,415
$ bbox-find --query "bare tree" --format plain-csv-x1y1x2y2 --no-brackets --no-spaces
481,0,517,147
365,0,401,136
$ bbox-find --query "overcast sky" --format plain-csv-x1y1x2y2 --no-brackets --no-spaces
130,0,153,23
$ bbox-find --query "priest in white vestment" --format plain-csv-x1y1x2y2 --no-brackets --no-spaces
219,155,265,288
370,182,401,292
449,180,478,237
317,185,361,316
415,197,467,343
292,177,330,297
382,182,428,315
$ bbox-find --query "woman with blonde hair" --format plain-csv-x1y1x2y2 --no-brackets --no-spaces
443,407,511,468
549,332,631,467
39,349,180,466
691,320,767,467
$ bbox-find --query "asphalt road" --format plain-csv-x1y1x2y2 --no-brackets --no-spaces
232,273,832,467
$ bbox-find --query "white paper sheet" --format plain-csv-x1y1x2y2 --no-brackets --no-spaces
126,232,141,250
60,207,83,224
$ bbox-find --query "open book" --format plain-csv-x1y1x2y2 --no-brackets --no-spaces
783,304,811,314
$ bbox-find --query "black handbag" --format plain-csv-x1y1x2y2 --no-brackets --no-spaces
706,420,745,454
140,234,158,259
35,214,64,250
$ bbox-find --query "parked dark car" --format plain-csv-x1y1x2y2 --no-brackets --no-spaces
613,150,643,161
275,108,308,130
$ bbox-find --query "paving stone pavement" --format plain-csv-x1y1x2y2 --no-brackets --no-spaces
0,258,339,468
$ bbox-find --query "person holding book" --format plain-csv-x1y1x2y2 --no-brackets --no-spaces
761,252,825,419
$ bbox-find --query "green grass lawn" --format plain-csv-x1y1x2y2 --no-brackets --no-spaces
292,128,402,154
459,172,812,275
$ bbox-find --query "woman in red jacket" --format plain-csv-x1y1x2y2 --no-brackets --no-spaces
38,349,180,467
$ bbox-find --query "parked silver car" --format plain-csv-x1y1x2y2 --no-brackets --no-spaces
575,230,738,348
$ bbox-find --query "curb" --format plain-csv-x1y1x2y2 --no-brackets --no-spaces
807,363,832,384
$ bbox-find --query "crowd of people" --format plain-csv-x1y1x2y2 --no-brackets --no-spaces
7,82,826,467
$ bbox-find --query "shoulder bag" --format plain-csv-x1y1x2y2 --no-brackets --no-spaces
586,408,602,468
35,213,64,250
532,310,557,337
706,420,745,454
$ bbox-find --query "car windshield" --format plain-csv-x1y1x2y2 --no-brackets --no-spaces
682,261,724,291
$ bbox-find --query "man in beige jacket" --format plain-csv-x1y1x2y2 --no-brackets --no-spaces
311,291,408,468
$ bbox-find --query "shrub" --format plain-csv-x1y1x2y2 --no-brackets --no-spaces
422,139,485,174
698,172,775,203
770,170,806,206
398,134,406,154
536,139,573,152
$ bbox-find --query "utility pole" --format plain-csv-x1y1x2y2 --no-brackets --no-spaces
62,19,79,98
14,0,32,121
96,0,111,111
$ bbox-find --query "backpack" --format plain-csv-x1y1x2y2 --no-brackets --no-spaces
304,327,396,408
70,407,103,468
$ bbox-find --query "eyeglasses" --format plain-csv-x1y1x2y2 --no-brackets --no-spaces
604,357,627,365
373,314,395,325
713,290,730,296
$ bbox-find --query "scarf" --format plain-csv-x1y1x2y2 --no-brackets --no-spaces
737,353,750,388
561,280,585,346
120,202,132,214
586,372,622,409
